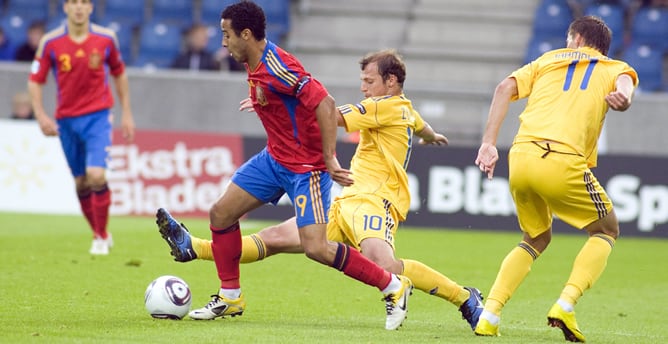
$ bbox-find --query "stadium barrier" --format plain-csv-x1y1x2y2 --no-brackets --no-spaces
0,122,665,237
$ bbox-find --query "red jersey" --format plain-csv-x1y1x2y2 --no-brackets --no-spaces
247,41,329,173
29,24,125,119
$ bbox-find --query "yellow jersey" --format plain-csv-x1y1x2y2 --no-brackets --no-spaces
337,94,425,221
511,46,638,167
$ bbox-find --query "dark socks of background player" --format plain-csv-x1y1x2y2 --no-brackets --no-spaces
92,184,110,239
77,189,96,235
77,184,111,239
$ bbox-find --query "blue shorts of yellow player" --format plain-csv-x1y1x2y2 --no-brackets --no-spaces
232,147,332,228
508,141,613,238
326,194,399,250
57,109,112,177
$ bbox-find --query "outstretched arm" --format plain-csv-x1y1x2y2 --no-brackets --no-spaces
475,77,518,179
416,122,448,146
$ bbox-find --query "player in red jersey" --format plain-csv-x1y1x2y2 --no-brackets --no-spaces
156,1,413,330
28,0,135,255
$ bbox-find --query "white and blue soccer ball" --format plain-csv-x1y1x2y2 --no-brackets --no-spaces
144,275,192,319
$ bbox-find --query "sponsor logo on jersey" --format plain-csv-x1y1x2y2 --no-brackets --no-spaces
255,86,268,106
89,49,101,69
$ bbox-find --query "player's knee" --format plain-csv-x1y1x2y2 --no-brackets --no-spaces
208,204,235,229
258,225,280,242
379,259,402,274
585,211,620,239
523,230,551,253
302,245,327,264
593,223,619,240
364,252,401,273
607,225,620,239
302,247,317,260
257,225,289,251
85,173,106,189
74,177,89,192
603,211,620,239
85,166,106,183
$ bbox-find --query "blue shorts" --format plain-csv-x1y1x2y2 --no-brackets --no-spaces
232,148,332,228
57,109,112,177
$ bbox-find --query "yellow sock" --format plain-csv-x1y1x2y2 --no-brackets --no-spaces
485,242,540,315
195,234,266,263
240,233,267,263
401,259,468,306
192,236,212,260
560,234,615,305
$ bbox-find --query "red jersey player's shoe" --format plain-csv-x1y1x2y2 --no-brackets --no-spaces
189,294,246,320
459,287,484,330
384,275,413,330
547,303,586,342
156,208,197,262
89,233,113,255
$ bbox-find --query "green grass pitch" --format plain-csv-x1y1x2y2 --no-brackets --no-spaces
1,212,666,343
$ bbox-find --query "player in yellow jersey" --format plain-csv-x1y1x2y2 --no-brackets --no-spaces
473,16,637,342
160,49,485,330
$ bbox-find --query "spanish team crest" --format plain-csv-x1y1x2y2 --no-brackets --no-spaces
88,50,102,69
255,85,268,106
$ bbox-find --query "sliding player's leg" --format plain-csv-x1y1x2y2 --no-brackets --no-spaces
337,194,483,330
159,216,303,263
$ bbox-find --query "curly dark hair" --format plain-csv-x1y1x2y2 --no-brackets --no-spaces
221,1,266,41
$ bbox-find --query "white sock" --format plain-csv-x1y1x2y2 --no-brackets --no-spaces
557,298,574,312
381,275,402,294
480,310,500,325
219,288,241,299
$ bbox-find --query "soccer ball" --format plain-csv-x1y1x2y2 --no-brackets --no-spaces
144,275,192,319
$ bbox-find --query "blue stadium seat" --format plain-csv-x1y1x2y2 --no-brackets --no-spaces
5,0,50,23
0,42,16,61
151,0,193,29
136,20,183,69
200,0,238,25
630,7,668,53
0,13,29,46
532,0,573,38
255,0,291,43
524,35,565,64
585,3,625,56
98,17,135,64
46,14,67,31
99,0,146,29
621,43,664,93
